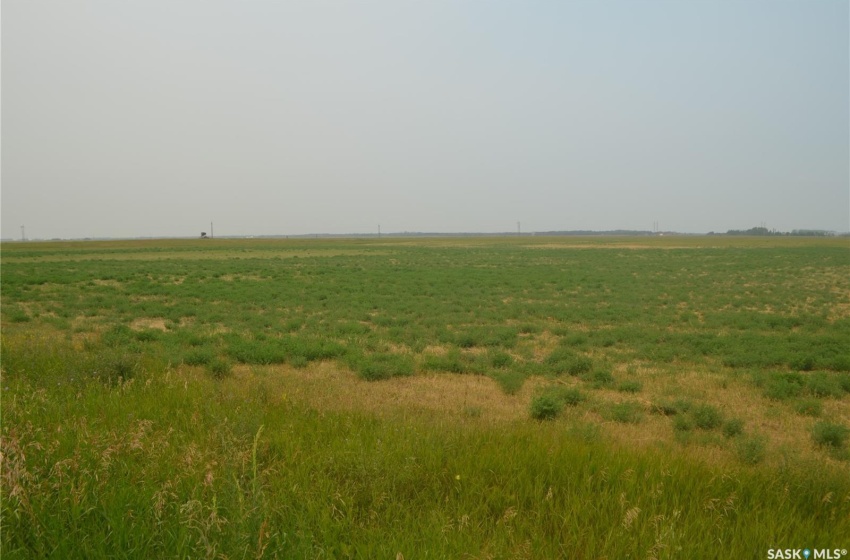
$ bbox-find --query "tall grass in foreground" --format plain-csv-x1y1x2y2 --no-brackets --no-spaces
3,365,849,559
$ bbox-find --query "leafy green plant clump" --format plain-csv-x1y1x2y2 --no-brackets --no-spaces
616,379,642,393
812,422,850,449
722,418,745,438
793,398,823,417
806,372,845,398
691,404,723,430
207,358,233,378
672,415,694,432
422,349,477,375
530,393,563,421
529,385,586,420
609,401,644,424
350,352,415,381
454,326,518,349
92,352,139,385
758,371,850,402
184,347,215,366
761,372,805,401
557,386,586,406
545,348,592,376
582,368,614,389
839,373,850,393
791,355,816,372
492,370,525,395
736,435,768,465
488,350,514,369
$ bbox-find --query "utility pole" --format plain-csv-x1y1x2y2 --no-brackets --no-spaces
211,222,214,239
21,225,25,241
378,224,381,238
517,221,521,236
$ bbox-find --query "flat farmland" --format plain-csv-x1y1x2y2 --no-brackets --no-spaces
2,236,849,558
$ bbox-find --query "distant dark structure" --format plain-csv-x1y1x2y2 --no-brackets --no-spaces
200,232,208,239
726,226,835,237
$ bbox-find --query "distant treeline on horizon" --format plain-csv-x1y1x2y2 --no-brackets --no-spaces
722,227,838,237
3,227,847,242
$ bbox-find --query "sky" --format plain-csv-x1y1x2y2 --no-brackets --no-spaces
2,1,848,239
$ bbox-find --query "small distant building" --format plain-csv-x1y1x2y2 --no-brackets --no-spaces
200,232,208,239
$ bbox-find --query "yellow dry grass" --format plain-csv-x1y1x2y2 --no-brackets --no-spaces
130,317,168,331
220,362,546,423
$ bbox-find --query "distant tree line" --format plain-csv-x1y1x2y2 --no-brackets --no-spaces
725,227,835,237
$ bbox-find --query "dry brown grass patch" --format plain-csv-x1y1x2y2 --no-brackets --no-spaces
421,345,450,356
524,330,561,361
130,318,168,331
240,363,544,423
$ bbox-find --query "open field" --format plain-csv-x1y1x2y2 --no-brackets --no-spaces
2,236,849,558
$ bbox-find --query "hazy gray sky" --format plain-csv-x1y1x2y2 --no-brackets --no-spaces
2,1,848,239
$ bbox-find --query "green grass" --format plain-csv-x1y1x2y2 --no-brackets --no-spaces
530,385,587,420
184,346,215,366
492,370,526,395
736,434,769,465
206,357,233,379
812,422,850,449
722,418,745,438
4,368,849,558
806,371,846,398
616,379,643,393
348,352,415,381
608,401,644,424
793,398,824,417
672,414,695,432
2,236,850,556
546,348,593,376
583,368,615,389
529,392,563,420
691,404,724,430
